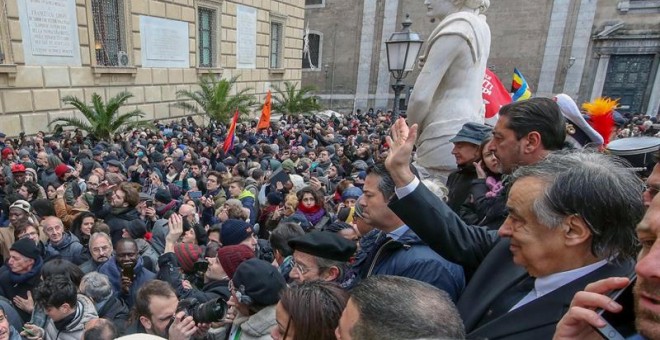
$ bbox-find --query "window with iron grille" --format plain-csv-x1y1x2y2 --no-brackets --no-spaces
302,33,320,69
270,22,283,68
91,0,127,66
198,7,216,67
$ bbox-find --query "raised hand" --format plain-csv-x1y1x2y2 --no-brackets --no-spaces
384,118,418,187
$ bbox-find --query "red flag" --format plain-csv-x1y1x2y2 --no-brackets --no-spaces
222,109,240,153
482,69,512,119
257,91,271,130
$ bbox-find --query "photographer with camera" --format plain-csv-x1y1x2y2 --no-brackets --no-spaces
129,279,211,339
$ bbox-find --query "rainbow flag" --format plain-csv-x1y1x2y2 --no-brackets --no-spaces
222,109,240,153
511,68,532,101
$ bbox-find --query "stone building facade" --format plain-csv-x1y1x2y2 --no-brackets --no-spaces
303,0,660,116
0,0,305,136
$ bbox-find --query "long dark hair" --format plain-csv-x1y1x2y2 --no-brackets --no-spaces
279,281,348,340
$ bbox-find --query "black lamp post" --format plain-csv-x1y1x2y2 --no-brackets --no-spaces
386,14,424,121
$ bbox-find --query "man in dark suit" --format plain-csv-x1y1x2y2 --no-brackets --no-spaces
382,117,644,339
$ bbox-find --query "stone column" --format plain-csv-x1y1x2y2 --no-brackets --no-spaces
563,0,598,97
590,54,610,100
537,0,571,97
646,62,660,116
355,0,378,110
374,0,399,110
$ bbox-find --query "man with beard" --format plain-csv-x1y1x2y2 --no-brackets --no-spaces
98,238,156,308
91,182,144,244
80,232,113,273
554,192,660,339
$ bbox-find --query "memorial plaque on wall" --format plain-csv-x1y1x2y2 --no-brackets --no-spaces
236,5,257,69
18,0,81,66
140,16,189,68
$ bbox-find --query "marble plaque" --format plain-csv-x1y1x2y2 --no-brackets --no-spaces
18,0,81,65
236,5,256,69
140,16,190,68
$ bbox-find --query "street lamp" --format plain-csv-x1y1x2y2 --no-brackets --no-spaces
386,14,424,121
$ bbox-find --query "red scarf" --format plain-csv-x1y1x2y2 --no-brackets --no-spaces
297,202,322,214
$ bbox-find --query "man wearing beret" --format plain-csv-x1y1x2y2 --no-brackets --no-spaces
446,122,492,213
287,231,356,285
0,238,43,322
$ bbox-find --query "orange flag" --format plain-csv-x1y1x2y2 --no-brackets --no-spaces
257,90,271,130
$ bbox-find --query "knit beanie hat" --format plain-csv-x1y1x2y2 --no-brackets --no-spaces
281,159,295,173
9,200,32,214
55,164,71,179
167,183,182,200
232,259,286,306
220,219,254,246
174,243,203,273
10,237,40,260
126,221,148,239
341,186,363,202
217,244,255,279
266,192,283,206
1,148,12,159
154,188,172,204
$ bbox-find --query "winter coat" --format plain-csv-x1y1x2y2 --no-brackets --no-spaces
212,305,276,340
98,256,156,308
42,294,98,340
0,257,43,322
157,252,230,303
238,190,257,224
39,168,58,189
79,258,104,274
97,295,130,332
135,238,159,271
44,232,85,265
91,195,145,244
359,228,465,303
446,165,478,213
459,177,508,230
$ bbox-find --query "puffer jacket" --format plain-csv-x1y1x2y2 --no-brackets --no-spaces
98,256,156,308
360,228,465,303
42,294,98,340
44,232,85,265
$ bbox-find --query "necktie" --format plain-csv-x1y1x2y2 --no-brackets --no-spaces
477,275,535,327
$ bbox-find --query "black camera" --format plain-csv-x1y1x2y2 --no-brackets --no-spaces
176,297,227,324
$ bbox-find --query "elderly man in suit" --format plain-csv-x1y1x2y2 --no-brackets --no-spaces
382,118,644,339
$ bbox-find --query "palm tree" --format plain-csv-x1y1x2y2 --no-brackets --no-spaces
173,75,258,124
51,91,152,142
271,81,321,116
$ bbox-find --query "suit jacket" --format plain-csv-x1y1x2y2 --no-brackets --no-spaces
390,183,635,339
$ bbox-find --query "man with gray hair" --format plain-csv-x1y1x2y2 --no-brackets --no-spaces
80,272,129,330
335,275,465,339
385,119,643,338
80,232,113,273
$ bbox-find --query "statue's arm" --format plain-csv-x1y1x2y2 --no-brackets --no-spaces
407,35,471,123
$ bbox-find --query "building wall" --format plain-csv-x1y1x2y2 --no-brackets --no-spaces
303,0,660,115
0,0,304,137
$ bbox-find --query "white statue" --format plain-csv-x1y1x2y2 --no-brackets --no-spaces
407,0,491,180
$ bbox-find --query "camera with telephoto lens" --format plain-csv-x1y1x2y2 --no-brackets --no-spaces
175,297,227,324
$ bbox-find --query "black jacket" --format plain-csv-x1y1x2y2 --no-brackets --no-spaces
91,195,145,244
157,252,230,303
97,296,130,334
390,183,636,339
446,165,478,213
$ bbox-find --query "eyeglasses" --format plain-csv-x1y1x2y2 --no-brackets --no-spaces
290,258,311,275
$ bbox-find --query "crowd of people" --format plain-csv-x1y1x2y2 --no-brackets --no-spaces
0,94,656,339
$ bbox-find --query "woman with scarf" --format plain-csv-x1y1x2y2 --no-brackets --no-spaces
295,187,332,232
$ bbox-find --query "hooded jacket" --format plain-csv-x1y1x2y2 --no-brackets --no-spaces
44,232,85,265
42,294,98,340
96,295,130,331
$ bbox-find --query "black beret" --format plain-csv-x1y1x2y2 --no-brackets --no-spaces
288,231,356,262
